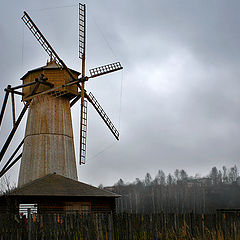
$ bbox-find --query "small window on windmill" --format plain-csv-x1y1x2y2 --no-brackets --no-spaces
19,203,38,217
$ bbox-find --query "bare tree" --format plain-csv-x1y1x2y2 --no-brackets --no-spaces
0,176,16,195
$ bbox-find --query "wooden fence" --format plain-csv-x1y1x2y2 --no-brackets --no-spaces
0,212,240,239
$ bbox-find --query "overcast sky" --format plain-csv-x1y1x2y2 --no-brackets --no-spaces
1,0,240,187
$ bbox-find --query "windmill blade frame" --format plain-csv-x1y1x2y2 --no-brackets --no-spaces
78,3,87,164
79,3,86,60
86,92,119,140
89,62,123,79
22,11,79,82
80,100,88,164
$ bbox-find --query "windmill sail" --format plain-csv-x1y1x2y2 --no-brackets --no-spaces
87,92,119,140
79,3,86,60
80,100,87,164
89,62,123,79
78,3,87,164
22,11,77,82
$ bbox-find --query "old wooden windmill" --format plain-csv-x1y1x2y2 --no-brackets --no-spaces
0,3,122,192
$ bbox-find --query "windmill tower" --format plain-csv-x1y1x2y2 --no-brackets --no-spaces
0,4,122,213
18,60,79,186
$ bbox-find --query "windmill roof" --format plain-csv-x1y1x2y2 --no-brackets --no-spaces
21,61,80,80
7,173,120,198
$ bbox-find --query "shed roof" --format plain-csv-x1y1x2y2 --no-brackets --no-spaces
21,61,80,80
8,173,120,198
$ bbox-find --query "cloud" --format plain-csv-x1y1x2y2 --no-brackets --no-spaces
1,0,240,186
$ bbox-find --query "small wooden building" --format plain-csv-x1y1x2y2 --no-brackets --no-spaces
0,173,120,214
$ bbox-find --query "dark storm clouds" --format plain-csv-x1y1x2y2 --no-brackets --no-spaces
1,0,240,186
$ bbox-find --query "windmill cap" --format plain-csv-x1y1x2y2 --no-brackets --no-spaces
20,61,80,80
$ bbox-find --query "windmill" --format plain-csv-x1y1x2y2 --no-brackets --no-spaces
0,3,122,185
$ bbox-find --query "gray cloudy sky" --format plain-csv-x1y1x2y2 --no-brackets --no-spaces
1,0,240,186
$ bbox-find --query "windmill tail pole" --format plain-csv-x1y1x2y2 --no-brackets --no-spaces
0,153,22,178
0,139,24,175
0,103,29,163
0,85,11,128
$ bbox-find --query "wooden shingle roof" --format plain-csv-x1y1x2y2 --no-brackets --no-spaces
9,173,120,198
21,61,80,80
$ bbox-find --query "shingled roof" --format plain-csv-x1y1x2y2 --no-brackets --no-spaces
21,61,80,80
8,173,120,198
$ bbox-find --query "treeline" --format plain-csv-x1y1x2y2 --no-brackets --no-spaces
106,165,240,214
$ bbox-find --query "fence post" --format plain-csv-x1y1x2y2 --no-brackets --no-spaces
108,213,113,240
27,208,32,240
201,213,205,239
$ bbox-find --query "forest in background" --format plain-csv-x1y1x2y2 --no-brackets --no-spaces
101,165,240,214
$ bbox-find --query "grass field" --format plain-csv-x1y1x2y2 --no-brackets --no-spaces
0,212,239,239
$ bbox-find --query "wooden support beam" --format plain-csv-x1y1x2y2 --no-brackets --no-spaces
0,82,39,163
27,81,40,97
36,79,54,88
70,93,81,108
0,153,22,178
0,85,10,128
11,91,16,126
70,83,84,107
24,78,80,102
0,139,24,176
5,88,24,96
11,81,36,90
0,103,29,163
